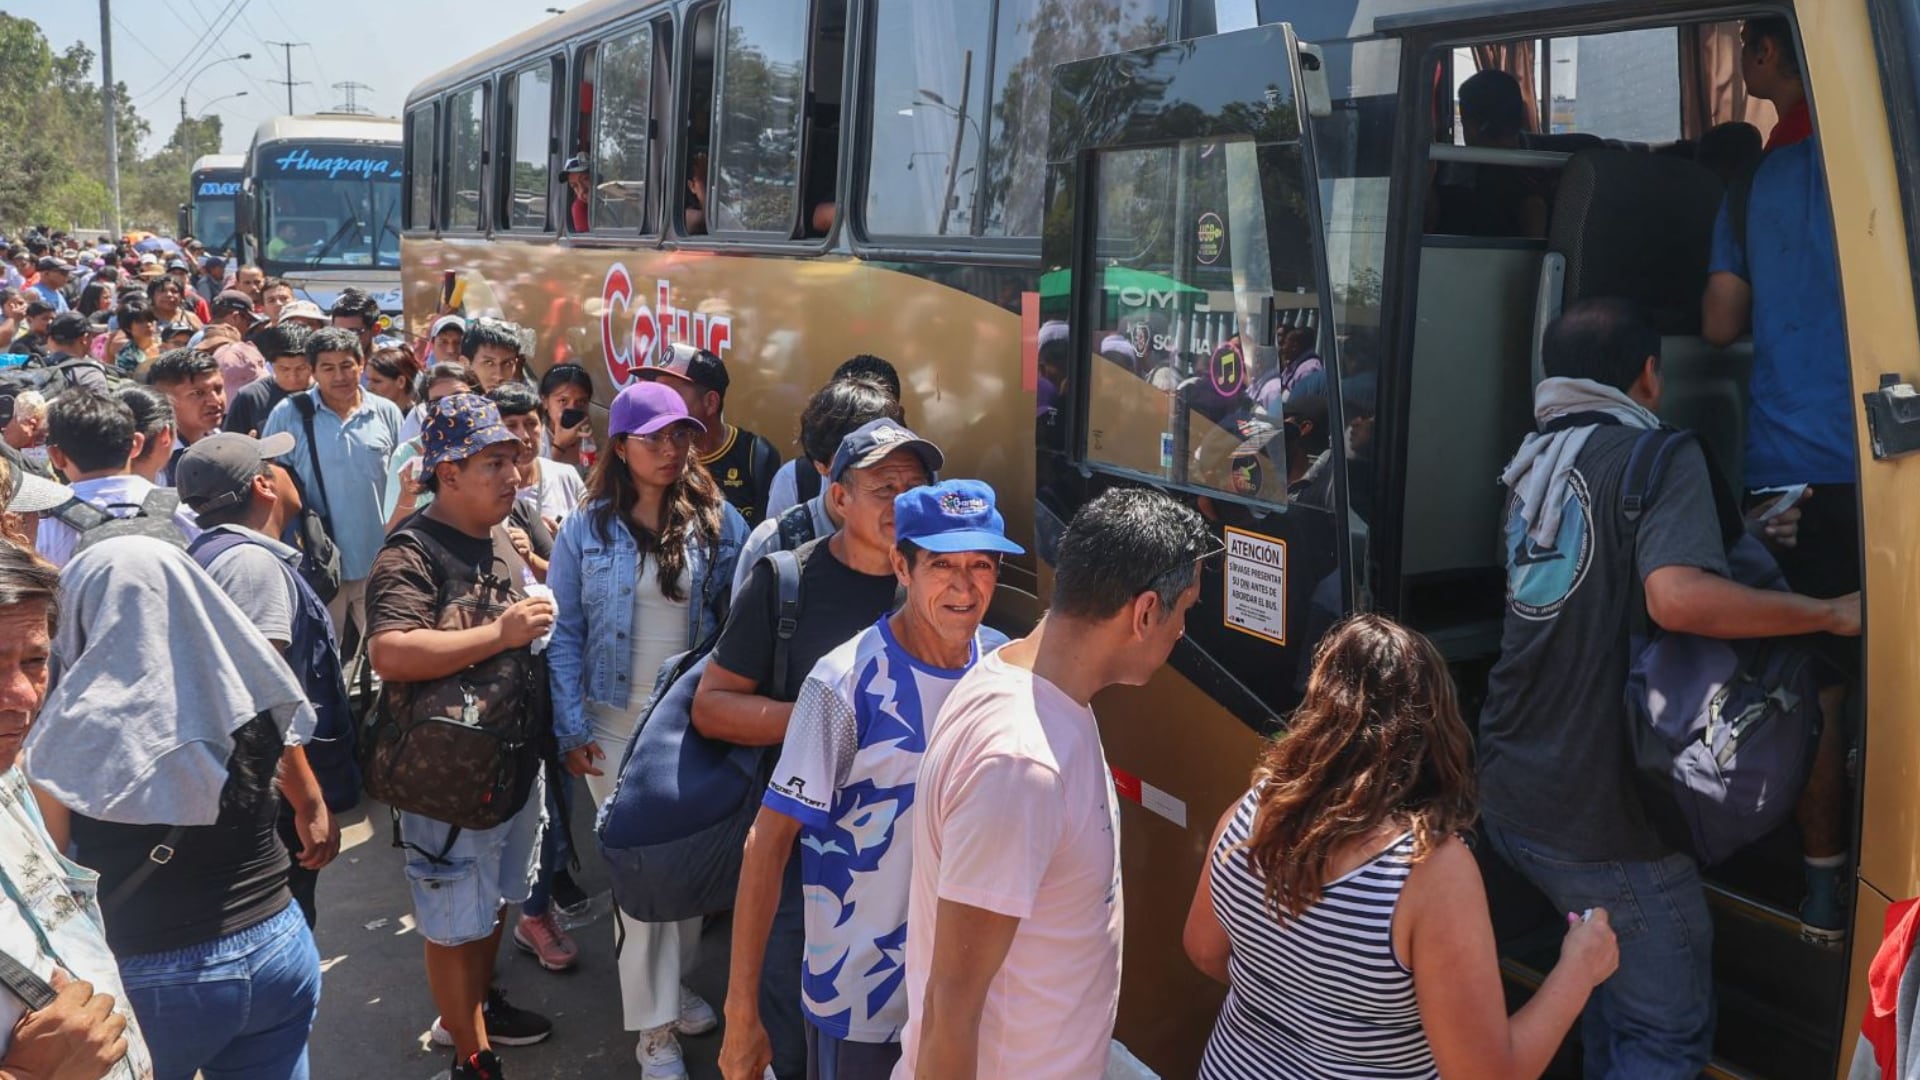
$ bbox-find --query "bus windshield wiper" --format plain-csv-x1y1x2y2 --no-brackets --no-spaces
309,214,361,266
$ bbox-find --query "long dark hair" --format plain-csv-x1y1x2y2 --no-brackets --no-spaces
1243,614,1477,918
585,432,724,603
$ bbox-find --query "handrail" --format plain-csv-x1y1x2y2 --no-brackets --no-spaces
1429,143,1574,167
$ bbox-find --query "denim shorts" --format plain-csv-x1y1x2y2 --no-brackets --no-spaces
399,775,547,947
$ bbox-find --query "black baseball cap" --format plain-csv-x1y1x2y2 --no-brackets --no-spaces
212,290,262,321
637,342,729,395
35,256,71,274
47,311,90,342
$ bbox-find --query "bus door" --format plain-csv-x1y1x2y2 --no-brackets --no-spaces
1037,24,1354,1074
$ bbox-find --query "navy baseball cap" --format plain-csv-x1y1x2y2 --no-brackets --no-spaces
828,418,943,483
421,393,521,470
894,480,1024,555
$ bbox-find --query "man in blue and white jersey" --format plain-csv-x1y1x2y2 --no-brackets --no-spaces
717,479,1024,1080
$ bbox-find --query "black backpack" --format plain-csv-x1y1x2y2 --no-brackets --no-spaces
0,356,123,405
53,488,188,553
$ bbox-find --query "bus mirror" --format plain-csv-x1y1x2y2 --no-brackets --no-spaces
1298,42,1332,119
177,204,192,239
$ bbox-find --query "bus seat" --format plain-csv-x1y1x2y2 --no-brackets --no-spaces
1529,148,1753,487
1521,131,1604,154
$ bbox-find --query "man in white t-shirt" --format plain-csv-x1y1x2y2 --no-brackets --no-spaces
719,479,1022,1080
896,488,1214,1080
36,392,199,567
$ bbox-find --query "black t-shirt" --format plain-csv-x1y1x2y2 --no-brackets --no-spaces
701,424,779,527
712,536,899,702
1477,427,1729,861
7,332,48,362
225,377,289,438
509,496,554,560
70,714,291,955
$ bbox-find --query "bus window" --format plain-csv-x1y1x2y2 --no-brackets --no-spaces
593,24,655,232
801,0,848,237
710,0,809,235
445,84,487,231
503,59,556,230
1546,28,1681,142
573,43,596,160
406,102,436,231
863,0,992,238
682,3,719,235
979,0,1172,237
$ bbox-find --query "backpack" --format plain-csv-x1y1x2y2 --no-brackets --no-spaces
774,499,818,553
0,355,124,404
54,488,188,553
1620,428,1821,866
793,459,822,506
747,432,782,521
597,548,803,923
285,395,344,604
357,522,549,857
189,528,361,813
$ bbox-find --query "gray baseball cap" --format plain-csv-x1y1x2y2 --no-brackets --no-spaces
175,431,296,514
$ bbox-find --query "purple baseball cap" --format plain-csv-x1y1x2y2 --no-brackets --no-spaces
609,381,707,439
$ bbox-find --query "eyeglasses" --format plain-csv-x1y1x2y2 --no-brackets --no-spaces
1147,536,1227,588
629,426,696,448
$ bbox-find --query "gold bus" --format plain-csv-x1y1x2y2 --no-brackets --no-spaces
403,0,1920,1075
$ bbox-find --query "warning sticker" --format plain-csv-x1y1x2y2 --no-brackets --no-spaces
1223,527,1287,645
1110,764,1189,829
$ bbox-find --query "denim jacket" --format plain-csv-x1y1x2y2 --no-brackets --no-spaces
547,499,747,752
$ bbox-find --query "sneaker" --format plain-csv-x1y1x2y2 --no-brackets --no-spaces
430,989,554,1048
513,912,580,972
637,1024,688,1080
550,869,591,919
451,1049,506,1080
674,985,718,1036
1800,863,1849,948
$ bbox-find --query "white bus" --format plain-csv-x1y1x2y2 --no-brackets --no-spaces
240,113,405,314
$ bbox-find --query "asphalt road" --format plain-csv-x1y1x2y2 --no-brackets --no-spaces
308,793,731,1080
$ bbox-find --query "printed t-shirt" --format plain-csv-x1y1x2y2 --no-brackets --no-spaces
764,617,1007,1042
895,647,1124,1080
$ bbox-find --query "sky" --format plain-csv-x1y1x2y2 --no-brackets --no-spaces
27,0,565,155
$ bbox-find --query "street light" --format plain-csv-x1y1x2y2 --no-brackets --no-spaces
194,90,249,117
180,53,253,122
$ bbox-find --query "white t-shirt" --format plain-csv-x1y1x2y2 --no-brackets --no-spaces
586,554,688,748
895,647,1123,1080
764,617,1007,1043
765,458,802,520
34,475,202,568
523,460,586,526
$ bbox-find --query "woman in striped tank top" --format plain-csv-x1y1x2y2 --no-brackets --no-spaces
1184,615,1619,1079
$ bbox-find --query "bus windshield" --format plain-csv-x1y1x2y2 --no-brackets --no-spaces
257,143,403,271
191,176,241,255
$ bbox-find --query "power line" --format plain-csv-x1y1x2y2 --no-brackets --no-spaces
132,0,247,104
259,0,329,107
165,0,278,114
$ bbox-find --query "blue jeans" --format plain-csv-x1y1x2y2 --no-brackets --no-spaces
1483,820,1715,1080
117,903,321,1080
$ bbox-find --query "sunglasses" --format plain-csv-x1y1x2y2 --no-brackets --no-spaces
1147,536,1227,587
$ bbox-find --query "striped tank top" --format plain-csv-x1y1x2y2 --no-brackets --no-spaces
1199,785,1437,1079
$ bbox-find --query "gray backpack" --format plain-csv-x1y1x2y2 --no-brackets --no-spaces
53,488,189,554
1621,429,1820,866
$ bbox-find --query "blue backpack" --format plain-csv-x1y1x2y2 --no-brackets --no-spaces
1621,429,1820,866
596,549,802,923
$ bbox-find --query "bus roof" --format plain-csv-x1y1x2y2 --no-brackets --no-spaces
248,113,402,150
408,0,669,106
189,154,245,176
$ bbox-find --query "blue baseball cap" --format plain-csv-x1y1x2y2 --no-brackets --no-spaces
893,480,1025,555
421,393,521,470
828,418,944,483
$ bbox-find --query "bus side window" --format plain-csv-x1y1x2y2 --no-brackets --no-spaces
683,3,720,236
709,0,809,236
445,84,488,232
802,0,849,237
592,23,657,233
406,102,436,232
503,58,556,231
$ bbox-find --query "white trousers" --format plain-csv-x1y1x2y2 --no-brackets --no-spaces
584,762,701,1032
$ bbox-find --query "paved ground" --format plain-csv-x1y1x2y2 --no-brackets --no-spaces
309,795,731,1080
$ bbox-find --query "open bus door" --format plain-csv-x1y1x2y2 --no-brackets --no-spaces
1036,24,1355,1075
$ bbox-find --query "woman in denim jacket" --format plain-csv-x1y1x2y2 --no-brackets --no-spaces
546,382,746,1077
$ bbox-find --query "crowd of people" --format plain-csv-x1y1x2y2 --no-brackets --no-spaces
0,18,1870,1078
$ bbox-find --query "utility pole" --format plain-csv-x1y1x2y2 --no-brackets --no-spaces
331,81,373,115
266,40,309,113
99,0,122,236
